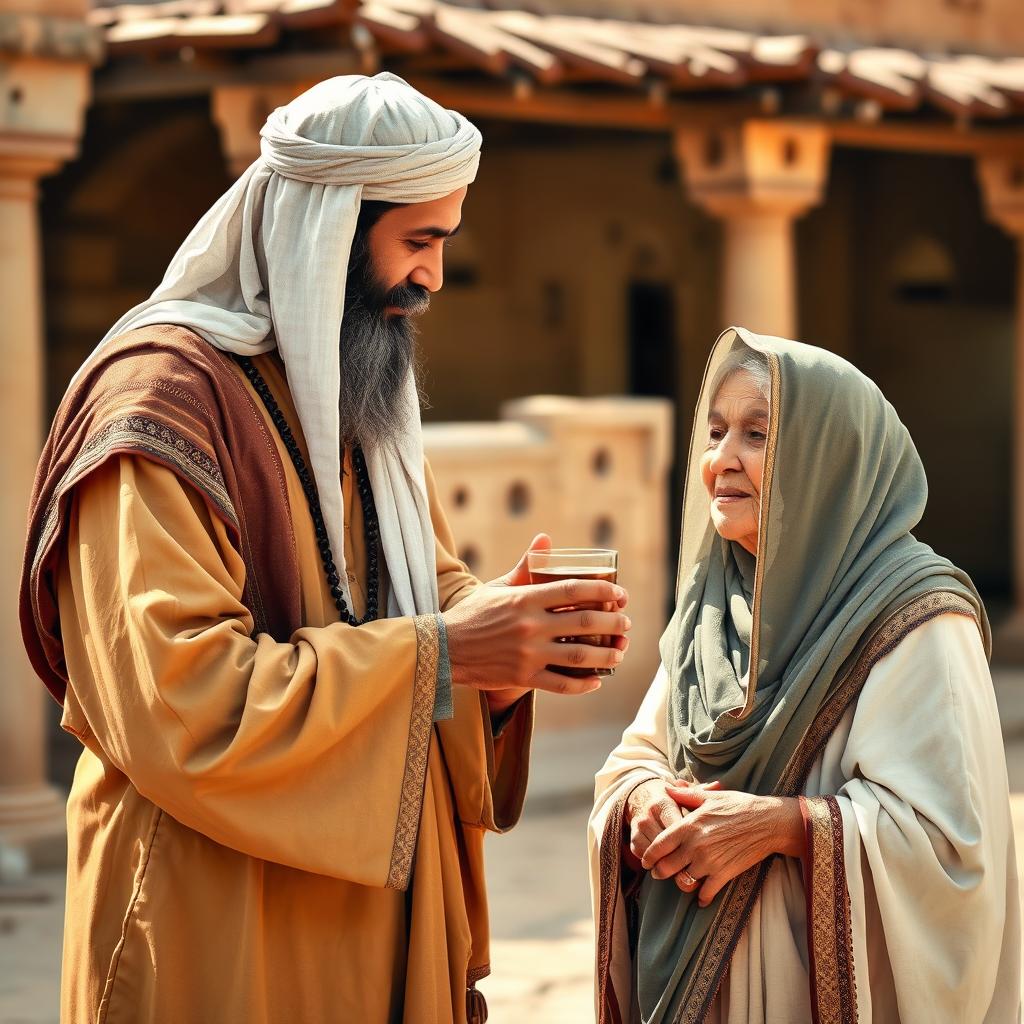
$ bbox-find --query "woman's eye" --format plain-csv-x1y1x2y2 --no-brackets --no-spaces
708,428,724,442
748,430,766,441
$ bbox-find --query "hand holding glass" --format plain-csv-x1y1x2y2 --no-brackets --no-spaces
527,548,621,678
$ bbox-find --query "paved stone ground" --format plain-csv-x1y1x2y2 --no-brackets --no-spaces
5,668,1024,1024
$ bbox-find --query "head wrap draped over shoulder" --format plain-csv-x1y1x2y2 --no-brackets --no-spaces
636,326,989,1022
75,73,482,618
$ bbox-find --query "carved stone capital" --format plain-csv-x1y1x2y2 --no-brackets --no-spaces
0,11,103,63
212,83,311,178
0,57,91,188
674,120,831,221
977,154,1024,238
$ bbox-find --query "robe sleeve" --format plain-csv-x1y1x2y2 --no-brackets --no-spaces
57,454,443,891
424,458,479,612
801,613,1021,1024
422,458,535,832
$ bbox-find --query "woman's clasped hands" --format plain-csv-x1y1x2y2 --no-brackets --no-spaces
624,778,804,908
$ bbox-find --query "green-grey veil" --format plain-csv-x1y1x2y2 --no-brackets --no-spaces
635,327,989,1022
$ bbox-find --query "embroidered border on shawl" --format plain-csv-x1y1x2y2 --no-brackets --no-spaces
597,777,667,1024
29,415,237,644
597,790,630,1024
386,614,440,890
672,590,980,1024
801,796,857,1024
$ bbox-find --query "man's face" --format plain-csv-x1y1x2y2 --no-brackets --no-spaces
366,186,468,313
338,186,468,451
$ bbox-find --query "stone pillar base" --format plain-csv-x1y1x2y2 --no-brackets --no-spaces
993,610,1024,665
0,784,67,872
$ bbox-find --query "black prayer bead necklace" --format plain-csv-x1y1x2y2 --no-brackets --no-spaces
235,355,380,626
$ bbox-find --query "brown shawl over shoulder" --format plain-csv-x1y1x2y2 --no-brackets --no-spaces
21,325,302,703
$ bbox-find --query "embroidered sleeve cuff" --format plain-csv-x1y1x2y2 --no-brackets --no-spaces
432,613,454,722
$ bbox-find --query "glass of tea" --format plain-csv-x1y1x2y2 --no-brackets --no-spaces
526,548,620,678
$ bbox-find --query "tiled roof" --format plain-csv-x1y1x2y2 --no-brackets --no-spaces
87,0,1024,120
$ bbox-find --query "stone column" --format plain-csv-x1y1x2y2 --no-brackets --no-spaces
0,20,94,865
674,121,831,339
977,154,1024,658
212,84,309,177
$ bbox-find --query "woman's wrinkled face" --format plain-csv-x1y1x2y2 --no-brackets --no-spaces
700,368,768,556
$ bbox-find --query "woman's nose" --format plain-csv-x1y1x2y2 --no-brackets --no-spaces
708,438,742,475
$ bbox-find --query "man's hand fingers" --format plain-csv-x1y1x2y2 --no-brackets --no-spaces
551,609,631,639
530,669,602,696
532,579,627,610
544,642,624,672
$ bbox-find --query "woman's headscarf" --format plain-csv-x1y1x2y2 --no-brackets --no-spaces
68,73,482,619
636,326,989,1022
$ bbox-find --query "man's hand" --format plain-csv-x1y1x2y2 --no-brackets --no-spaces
641,784,803,908
442,534,630,698
489,532,552,589
477,534,551,715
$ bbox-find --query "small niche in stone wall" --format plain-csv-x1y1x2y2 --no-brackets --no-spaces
592,447,612,477
459,546,480,573
452,485,470,509
507,481,530,516
593,516,615,547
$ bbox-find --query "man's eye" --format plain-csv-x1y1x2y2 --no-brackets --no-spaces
748,430,766,441
406,240,430,252
708,428,723,442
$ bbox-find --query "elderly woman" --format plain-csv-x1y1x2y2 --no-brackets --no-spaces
589,327,1020,1023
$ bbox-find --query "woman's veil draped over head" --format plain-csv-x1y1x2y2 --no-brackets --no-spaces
73,73,483,619
637,326,989,1023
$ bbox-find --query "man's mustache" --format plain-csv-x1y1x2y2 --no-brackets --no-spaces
386,282,430,317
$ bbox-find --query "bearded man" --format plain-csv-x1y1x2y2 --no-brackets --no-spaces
20,74,629,1023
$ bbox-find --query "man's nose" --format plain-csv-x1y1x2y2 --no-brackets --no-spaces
409,249,444,293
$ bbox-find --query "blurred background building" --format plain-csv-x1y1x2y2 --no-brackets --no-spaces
5,0,1024,864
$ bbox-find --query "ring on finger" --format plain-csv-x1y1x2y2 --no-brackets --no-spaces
678,869,697,887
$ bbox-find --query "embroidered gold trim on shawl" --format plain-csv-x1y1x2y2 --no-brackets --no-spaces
29,415,237,646
801,796,857,1024
386,614,440,890
731,347,781,722
671,590,980,1023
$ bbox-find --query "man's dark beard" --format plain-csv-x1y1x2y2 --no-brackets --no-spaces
339,236,431,452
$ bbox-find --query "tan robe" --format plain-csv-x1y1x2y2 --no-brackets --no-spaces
590,614,1021,1023
56,353,533,1024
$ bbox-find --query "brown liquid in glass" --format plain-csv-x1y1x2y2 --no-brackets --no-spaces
528,566,619,678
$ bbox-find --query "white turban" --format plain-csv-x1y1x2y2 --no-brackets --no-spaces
83,73,483,619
